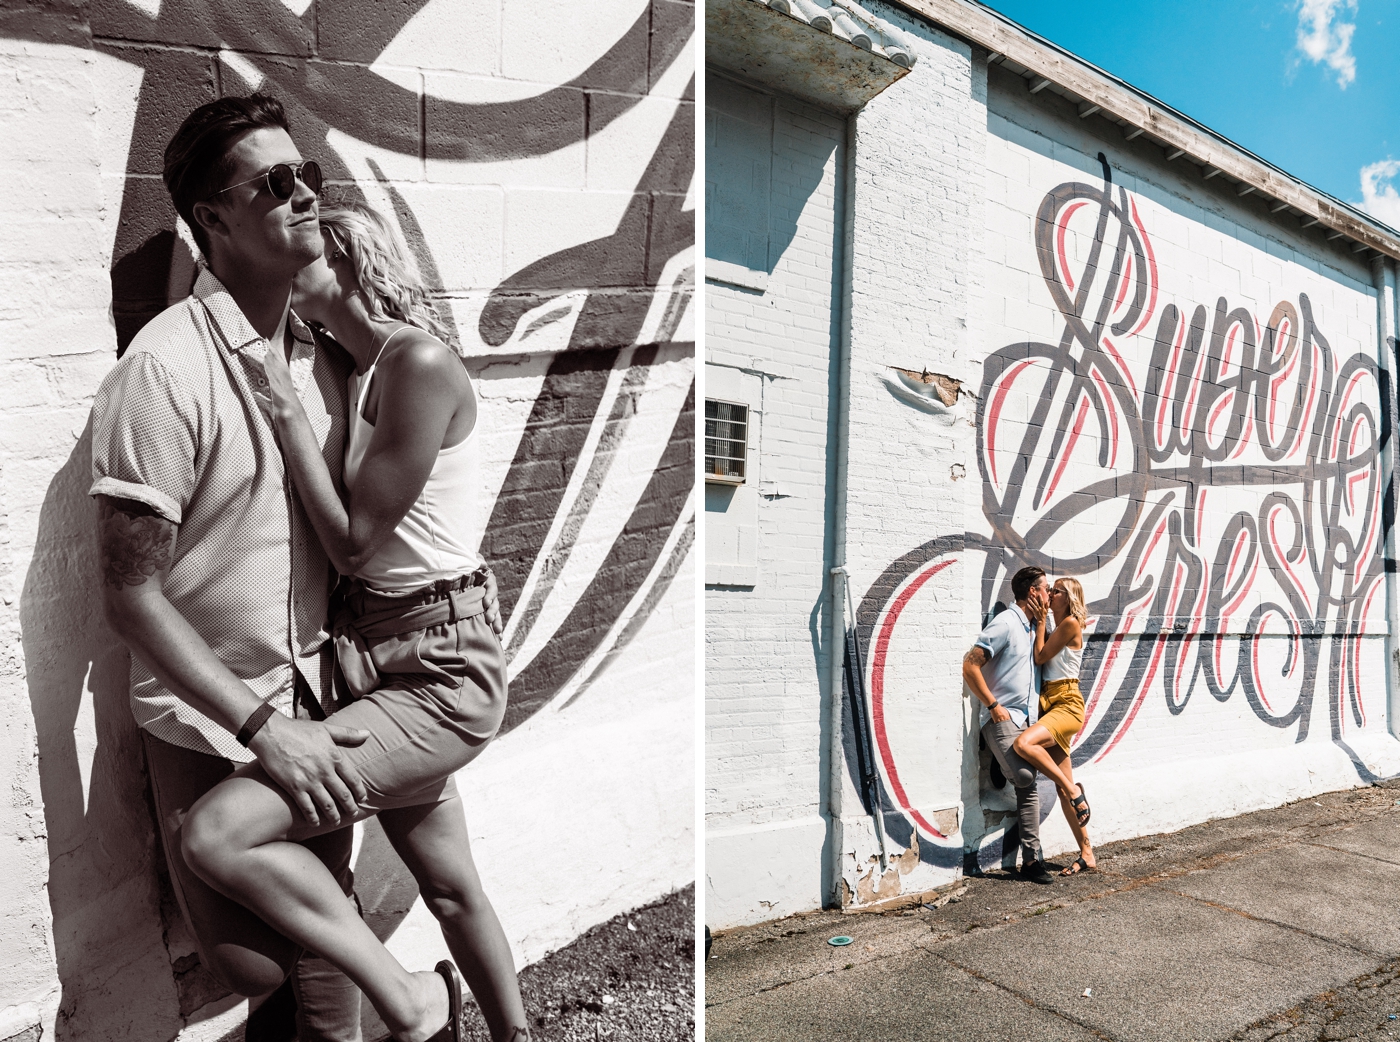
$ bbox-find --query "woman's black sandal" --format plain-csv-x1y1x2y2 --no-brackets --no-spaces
1060,855,1095,876
1070,783,1091,827
424,960,464,1042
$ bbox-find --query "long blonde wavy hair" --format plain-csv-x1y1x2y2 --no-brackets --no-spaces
1055,577,1089,625
319,201,457,350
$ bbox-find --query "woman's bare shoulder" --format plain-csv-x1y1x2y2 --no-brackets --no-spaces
1058,616,1084,647
379,328,467,384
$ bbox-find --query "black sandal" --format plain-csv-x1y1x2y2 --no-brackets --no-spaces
1070,783,1091,827
425,960,464,1042
1060,855,1096,876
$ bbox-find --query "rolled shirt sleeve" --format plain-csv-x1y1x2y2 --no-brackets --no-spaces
974,613,1010,661
90,351,197,524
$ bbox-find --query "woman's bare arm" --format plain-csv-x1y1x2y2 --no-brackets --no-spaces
264,335,463,576
1034,617,1082,665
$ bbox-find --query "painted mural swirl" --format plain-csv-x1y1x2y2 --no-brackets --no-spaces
6,3,694,1034
854,156,1392,868
0,0,698,735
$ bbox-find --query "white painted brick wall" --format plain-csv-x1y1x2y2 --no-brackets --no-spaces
708,0,1400,926
833,8,985,905
705,79,846,927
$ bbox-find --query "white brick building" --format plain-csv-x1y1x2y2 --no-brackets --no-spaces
705,0,1400,929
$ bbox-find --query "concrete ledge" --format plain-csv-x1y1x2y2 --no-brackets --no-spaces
707,0,910,113
705,258,769,292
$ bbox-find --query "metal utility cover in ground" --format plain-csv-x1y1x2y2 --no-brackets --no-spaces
707,0,910,112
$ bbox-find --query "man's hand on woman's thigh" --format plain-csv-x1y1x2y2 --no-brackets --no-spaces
248,714,370,827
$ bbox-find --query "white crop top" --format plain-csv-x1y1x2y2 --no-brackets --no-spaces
343,354,482,591
1042,640,1083,683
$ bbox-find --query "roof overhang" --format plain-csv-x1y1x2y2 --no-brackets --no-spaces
707,0,912,113
894,0,1400,262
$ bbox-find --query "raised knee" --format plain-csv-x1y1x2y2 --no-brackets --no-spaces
180,805,228,882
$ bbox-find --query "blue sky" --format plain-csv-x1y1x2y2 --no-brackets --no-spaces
977,0,1400,230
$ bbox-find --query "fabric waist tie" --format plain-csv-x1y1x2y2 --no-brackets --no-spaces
332,582,486,701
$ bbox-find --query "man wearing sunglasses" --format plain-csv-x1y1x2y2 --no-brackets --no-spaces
89,95,364,1041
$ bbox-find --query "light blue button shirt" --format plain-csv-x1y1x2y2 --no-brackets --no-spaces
974,604,1039,730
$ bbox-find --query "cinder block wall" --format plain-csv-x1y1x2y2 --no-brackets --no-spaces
0,3,694,1039
704,73,847,927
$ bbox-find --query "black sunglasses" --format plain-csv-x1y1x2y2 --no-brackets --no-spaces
207,160,323,202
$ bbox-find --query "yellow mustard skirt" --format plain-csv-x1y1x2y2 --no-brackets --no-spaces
1037,677,1085,754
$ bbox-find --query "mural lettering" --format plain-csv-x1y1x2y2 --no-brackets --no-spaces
852,156,1391,869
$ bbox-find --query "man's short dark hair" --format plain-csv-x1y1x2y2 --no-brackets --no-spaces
1010,565,1046,602
163,93,291,256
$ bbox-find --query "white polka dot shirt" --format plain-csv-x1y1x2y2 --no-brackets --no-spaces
90,267,349,762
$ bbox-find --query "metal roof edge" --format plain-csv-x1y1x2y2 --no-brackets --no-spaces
886,0,1400,261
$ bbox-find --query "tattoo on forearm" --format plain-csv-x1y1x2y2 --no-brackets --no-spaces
98,497,175,588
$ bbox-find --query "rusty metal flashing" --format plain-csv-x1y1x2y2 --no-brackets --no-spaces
889,0,1400,261
707,0,912,113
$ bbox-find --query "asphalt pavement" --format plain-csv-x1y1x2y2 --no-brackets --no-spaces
705,782,1400,1042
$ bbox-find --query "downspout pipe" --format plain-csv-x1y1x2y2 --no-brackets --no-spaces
825,108,859,908
1377,256,1400,740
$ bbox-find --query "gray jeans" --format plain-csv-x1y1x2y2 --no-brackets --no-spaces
143,730,362,1042
981,718,1041,864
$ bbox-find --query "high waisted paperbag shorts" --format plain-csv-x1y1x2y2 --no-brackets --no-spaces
1037,677,1085,755
326,570,507,812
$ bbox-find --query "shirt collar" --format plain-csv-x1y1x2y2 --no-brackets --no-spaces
1010,603,1032,631
194,266,313,354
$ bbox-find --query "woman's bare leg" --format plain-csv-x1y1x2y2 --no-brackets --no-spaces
1011,724,1076,797
1049,747,1095,870
181,770,450,1042
380,798,529,1041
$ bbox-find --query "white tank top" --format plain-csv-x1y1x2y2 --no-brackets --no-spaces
343,349,482,591
1043,640,1083,683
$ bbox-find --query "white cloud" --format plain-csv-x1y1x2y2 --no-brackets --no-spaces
1359,160,1400,230
1295,0,1357,88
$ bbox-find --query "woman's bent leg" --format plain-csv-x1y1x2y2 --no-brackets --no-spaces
380,798,528,1042
181,769,449,1042
1011,724,1076,796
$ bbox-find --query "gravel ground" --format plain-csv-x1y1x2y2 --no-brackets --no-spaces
459,884,695,1041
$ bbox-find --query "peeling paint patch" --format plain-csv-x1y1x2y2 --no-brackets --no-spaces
892,831,920,874
930,807,960,835
889,366,962,406
855,864,902,904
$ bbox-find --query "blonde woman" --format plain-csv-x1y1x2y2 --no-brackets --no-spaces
180,202,530,1042
1012,577,1096,876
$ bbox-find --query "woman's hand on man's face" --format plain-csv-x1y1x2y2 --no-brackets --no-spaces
1028,583,1051,621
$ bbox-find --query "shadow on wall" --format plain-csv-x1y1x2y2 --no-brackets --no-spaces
705,72,838,278
19,427,187,1041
